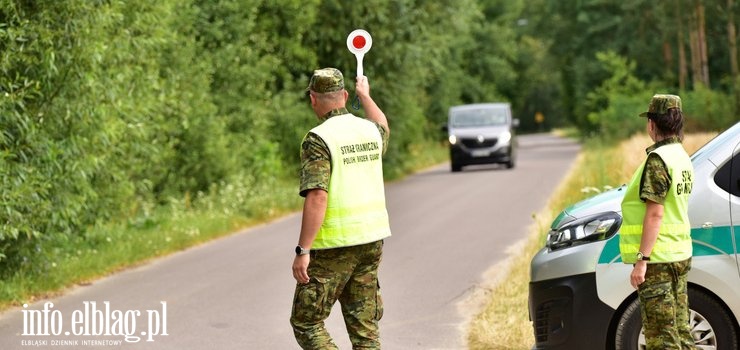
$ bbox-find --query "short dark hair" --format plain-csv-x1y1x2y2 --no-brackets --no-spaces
647,108,684,140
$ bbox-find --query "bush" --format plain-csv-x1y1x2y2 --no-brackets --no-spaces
0,0,480,280
681,84,737,132
584,51,737,142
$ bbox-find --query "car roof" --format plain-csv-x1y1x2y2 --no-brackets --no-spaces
449,103,510,112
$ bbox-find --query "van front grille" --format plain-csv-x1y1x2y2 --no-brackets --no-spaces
460,137,497,148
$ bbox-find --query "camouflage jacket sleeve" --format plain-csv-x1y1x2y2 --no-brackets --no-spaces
374,122,389,156
299,132,330,197
639,152,670,204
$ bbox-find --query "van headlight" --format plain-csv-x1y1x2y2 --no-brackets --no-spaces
546,212,622,250
499,131,511,144
448,135,457,145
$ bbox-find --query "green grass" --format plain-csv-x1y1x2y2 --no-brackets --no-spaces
465,132,718,350
0,141,449,311
0,178,301,309
387,140,450,181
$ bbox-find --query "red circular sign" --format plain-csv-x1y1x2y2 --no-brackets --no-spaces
352,36,366,50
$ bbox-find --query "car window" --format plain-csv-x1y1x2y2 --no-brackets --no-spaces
450,109,508,127
714,141,740,197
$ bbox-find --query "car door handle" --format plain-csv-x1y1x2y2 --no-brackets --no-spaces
701,222,713,229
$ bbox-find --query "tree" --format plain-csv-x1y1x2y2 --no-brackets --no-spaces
688,0,710,87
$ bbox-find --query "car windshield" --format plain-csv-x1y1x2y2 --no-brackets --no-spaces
450,109,508,127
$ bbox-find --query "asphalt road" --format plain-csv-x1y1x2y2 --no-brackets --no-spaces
0,133,579,350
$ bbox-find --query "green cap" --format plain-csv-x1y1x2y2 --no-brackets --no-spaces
306,68,344,93
639,94,682,117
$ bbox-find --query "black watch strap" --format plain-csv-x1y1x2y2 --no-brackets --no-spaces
637,251,651,261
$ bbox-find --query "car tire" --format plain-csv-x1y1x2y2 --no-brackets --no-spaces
505,158,515,169
451,162,462,172
614,298,642,350
614,288,739,350
505,149,515,169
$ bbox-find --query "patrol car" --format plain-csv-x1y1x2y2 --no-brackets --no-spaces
528,121,740,350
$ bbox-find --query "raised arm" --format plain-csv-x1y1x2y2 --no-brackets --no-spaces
355,76,389,135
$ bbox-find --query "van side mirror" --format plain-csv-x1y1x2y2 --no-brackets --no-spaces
441,124,449,133
512,118,520,128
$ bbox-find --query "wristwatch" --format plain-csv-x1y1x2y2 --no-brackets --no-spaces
295,245,310,256
636,251,651,261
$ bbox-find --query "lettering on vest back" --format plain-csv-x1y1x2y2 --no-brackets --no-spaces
340,141,380,166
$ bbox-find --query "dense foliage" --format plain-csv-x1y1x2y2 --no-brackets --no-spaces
526,0,739,136
1,0,738,278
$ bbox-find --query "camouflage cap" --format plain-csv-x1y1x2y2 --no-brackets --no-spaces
639,94,682,117
306,68,344,93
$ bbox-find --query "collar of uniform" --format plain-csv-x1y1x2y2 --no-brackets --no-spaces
320,107,349,122
645,136,681,154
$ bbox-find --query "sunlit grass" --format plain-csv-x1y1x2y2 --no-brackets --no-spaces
0,142,450,311
466,132,718,350
0,179,300,310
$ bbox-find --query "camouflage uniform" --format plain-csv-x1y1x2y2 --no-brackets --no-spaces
635,94,694,350
637,258,693,350
291,241,384,349
291,68,390,349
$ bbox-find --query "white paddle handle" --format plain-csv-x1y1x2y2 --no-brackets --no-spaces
355,54,364,77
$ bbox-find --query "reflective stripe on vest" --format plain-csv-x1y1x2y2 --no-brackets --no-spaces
619,143,693,264
309,114,391,249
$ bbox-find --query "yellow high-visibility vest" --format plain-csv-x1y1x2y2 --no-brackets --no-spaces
620,142,693,264
309,114,391,249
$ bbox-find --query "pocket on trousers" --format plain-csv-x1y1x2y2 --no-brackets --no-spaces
292,276,330,323
374,281,384,321
638,281,672,327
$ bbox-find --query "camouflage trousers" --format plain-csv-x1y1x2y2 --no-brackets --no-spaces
637,258,694,350
290,240,384,350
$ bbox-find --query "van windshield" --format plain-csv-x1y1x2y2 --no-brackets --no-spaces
450,109,508,127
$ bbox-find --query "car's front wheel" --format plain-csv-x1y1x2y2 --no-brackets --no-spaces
504,156,515,169
614,288,738,350
504,146,515,169
451,161,462,172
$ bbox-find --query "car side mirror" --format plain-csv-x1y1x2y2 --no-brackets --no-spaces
441,124,449,133
512,118,520,128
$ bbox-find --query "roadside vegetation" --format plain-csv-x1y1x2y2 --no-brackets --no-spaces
466,131,719,350
2,0,739,315
0,149,446,310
